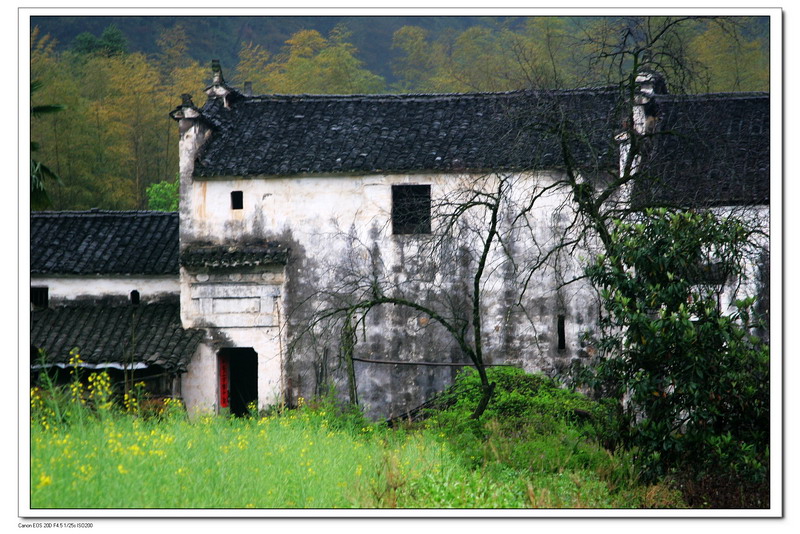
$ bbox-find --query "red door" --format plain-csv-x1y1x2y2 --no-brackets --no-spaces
218,354,230,409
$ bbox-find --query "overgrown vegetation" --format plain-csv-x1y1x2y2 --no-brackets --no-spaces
575,209,770,508
31,360,693,509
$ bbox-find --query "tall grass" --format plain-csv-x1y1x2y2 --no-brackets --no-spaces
30,364,685,509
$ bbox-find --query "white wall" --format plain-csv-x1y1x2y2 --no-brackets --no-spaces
30,275,179,304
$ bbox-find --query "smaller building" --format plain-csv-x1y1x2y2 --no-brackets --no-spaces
30,210,203,399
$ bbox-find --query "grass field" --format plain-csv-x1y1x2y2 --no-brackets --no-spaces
29,368,685,509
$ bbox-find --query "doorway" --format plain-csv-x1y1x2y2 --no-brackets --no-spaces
218,347,258,417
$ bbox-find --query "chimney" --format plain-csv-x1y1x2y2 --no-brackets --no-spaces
211,59,224,85
243,81,253,97
633,71,667,135
169,94,201,130
170,92,210,193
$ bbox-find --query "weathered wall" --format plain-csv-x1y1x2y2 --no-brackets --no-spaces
179,266,286,414
30,275,178,305
181,171,600,418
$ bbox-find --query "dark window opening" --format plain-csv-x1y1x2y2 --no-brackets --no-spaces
130,290,140,305
557,315,566,350
231,191,244,210
392,184,431,235
31,287,48,309
218,348,258,417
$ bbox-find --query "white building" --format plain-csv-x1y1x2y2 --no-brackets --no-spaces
31,63,770,419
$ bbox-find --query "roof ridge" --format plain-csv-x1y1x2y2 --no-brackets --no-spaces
660,92,769,101
235,86,620,103
31,210,177,218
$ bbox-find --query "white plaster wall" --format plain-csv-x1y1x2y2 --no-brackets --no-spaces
187,171,570,245
181,342,217,416
30,275,179,303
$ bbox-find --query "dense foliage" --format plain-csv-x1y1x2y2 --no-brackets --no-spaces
146,178,179,211
576,209,769,507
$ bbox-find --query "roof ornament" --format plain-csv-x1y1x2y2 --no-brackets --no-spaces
205,60,234,108
211,59,225,86
169,93,200,122
633,70,667,135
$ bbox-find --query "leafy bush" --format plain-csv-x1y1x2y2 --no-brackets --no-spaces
576,209,769,506
430,366,607,429
421,366,684,507
146,178,179,211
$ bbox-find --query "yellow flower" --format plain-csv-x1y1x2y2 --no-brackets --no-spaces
117,464,128,474
36,473,52,489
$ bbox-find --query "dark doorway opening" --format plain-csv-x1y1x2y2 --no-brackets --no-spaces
218,348,258,417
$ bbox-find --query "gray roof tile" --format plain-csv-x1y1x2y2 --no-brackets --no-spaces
181,242,290,270
30,299,203,372
192,89,623,178
31,210,179,275
632,93,770,207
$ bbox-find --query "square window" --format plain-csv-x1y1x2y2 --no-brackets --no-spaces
31,286,48,309
231,191,243,210
392,185,431,235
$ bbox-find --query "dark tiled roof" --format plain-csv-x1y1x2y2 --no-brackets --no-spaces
190,87,768,208
31,210,179,275
181,242,290,270
192,89,622,178
632,93,769,207
30,299,203,372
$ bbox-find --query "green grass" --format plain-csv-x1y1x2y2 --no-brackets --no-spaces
29,368,686,509
30,408,534,509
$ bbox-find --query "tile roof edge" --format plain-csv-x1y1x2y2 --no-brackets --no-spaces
660,92,769,101
226,86,620,103
31,210,177,218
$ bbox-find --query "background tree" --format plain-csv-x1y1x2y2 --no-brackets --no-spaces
255,26,386,94
690,18,769,92
233,41,272,90
146,176,179,211
30,79,64,209
29,17,768,211
70,24,128,57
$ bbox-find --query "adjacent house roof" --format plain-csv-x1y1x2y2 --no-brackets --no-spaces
190,89,622,178
31,299,203,373
633,93,770,207
31,210,179,275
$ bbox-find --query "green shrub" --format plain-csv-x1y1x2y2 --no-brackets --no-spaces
577,209,769,505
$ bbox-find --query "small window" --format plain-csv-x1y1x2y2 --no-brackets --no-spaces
557,315,566,350
392,185,431,235
231,191,243,210
31,287,49,309
130,290,140,305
